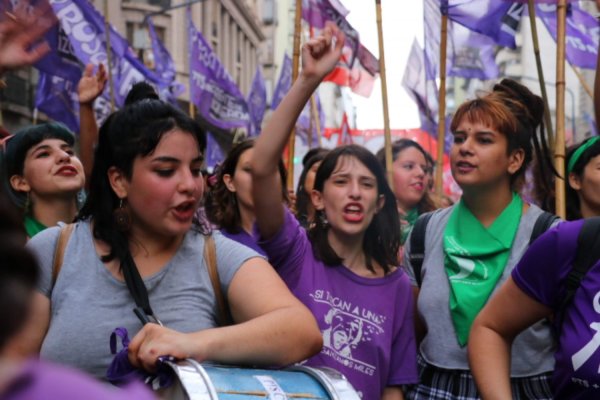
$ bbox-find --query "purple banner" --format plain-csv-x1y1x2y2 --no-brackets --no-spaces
446,0,524,49
35,72,80,133
296,91,325,147
448,22,499,80
535,3,599,70
271,53,292,110
247,67,267,137
147,17,185,102
188,11,250,131
205,131,225,169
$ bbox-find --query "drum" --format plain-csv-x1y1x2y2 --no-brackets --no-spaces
161,360,361,400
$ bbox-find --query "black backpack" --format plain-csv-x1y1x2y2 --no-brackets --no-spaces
408,210,560,287
555,217,600,325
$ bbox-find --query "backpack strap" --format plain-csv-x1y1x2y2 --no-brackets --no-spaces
409,211,435,287
529,211,560,246
51,223,75,288
203,234,230,326
557,217,600,327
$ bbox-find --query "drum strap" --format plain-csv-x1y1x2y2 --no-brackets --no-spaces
52,226,230,326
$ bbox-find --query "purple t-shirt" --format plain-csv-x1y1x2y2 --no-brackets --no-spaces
2,359,154,400
221,228,266,257
513,219,600,399
259,209,418,400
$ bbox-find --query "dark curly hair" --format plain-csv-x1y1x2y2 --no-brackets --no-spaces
205,139,288,232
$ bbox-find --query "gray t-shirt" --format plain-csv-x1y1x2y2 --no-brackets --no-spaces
28,220,260,379
403,204,557,376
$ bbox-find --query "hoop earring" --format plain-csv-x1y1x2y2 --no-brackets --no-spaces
113,199,132,232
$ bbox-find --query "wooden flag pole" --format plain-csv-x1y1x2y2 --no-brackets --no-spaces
571,65,593,99
287,0,303,190
310,95,322,148
555,0,567,219
434,12,448,197
375,0,393,189
104,0,115,112
527,0,555,149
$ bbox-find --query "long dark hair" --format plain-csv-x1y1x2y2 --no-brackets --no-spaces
376,139,437,214
1,122,76,211
78,99,207,264
565,137,600,220
308,145,400,275
450,79,556,198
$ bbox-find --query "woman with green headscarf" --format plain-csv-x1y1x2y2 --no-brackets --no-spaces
403,79,559,400
565,136,600,220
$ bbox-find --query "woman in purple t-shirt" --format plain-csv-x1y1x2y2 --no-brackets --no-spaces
205,139,288,255
251,24,418,400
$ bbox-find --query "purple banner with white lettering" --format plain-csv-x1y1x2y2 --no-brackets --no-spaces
147,17,185,103
188,11,250,131
535,3,599,69
271,54,292,110
446,0,524,49
35,71,80,133
247,67,266,137
448,21,499,80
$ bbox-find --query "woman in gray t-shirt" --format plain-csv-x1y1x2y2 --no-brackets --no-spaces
19,99,322,379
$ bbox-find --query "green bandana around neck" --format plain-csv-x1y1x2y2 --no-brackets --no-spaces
24,215,47,238
443,193,523,347
400,208,419,245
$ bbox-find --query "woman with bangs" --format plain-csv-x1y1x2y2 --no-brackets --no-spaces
402,79,558,400
1,123,85,238
251,24,418,400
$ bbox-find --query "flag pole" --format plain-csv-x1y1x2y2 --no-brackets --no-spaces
104,0,115,112
375,0,393,189
555,0,567,219
309,95,322,148
527,0,555,149
571,65,593,99
287,0,302,190
434,10,448,197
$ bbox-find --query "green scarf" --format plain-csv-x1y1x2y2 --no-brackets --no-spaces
443,193,523,347
400,208,419,245
24,215,47,238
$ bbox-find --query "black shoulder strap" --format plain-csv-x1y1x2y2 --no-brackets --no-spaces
557,217,600,325
530,211,560,246
409,211,435,287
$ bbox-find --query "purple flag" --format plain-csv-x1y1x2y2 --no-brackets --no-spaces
35,72,80,133
535,3,599,69
271,54,292,110
247,68,267,137
402,39,452,153
147,17,185,102
205,131,225,169
34,24,82,81
446,0,525,49
188,11,250,131
296,92,325,147
425,0,499,81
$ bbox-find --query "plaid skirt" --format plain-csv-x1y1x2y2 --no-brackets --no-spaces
404,355,553,400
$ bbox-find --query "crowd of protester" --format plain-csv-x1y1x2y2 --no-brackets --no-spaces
5,3,600,400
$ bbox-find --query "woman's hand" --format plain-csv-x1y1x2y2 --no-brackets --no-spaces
78,64,107,105
128,324,199,372
300,22,345,82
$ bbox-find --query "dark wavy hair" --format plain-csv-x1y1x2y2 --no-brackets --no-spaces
1,122,76,211
205,139,288,232
376,139,437,214
308,145,400,275
295,148,329,227
565,137,600,220
78,99,207,265
450,79,555,196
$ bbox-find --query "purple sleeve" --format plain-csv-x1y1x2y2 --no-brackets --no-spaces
256,208,313,288
387,273,419,385
512,220,583,308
